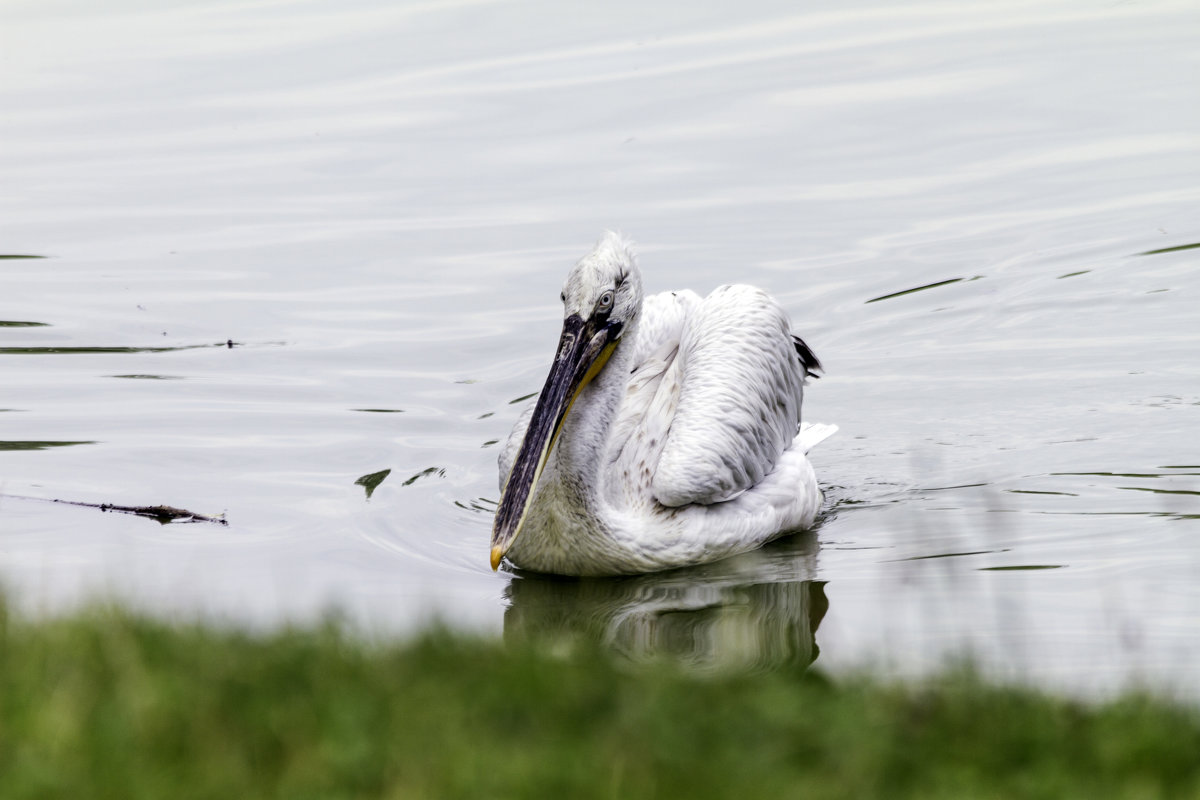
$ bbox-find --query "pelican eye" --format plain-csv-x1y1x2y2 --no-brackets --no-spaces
598,290,614,312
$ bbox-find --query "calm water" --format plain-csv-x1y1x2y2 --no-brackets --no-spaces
2,0,1198,698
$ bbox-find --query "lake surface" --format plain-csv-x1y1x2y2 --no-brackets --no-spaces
3,0,1198,698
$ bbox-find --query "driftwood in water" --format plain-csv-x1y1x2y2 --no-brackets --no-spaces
1,494,227,525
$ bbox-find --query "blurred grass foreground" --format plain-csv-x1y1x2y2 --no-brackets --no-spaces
2,598,1198,799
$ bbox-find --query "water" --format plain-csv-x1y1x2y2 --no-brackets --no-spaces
2,0,1198,698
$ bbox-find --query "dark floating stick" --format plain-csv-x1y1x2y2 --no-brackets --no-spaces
1,494,227,526
88,501,228,525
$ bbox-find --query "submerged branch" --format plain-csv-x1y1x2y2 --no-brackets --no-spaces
1,493,228,525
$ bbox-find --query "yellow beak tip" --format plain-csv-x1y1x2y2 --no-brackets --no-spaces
490,545,504,571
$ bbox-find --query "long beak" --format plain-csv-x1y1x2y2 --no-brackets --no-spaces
490,313,620,570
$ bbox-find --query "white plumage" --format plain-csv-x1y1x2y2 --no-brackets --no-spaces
493,232,835,576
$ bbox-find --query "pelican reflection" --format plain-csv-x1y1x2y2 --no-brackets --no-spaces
502,532,828,674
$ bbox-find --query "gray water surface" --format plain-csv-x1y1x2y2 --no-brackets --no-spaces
2,0,1199,698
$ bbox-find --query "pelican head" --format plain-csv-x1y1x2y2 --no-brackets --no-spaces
490,232,642,570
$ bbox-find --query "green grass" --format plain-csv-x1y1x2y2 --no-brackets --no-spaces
1,600,1198,799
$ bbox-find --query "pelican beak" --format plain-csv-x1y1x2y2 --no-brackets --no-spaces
490,313,620,570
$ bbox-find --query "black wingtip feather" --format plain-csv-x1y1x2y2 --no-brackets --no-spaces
792,335,823,378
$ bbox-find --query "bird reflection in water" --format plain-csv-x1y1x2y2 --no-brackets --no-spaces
502,532,828,674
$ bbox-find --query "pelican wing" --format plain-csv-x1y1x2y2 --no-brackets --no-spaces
651,284,806,508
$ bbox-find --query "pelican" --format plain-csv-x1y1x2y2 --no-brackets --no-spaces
493,232,836,576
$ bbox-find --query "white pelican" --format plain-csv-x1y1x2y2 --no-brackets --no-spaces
493,232,836,576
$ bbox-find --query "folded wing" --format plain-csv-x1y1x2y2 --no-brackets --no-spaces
651,284,807,507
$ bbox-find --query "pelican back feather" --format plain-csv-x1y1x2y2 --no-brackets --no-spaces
651,284,805,507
